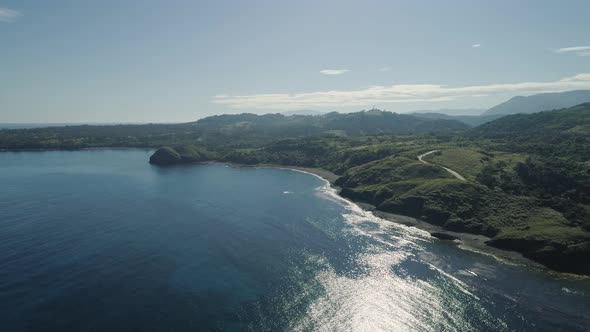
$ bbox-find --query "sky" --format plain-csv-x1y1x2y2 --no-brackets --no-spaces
1,0,589,123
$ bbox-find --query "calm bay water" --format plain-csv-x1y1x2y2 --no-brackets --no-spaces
0,150,588,331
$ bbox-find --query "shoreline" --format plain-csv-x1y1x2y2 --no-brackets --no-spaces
241,163,555,274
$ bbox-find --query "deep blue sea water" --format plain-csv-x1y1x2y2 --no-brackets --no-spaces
0,150,588,331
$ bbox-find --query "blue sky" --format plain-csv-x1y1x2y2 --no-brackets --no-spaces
1,0,589,123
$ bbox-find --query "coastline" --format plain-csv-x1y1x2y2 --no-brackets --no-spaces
249,163,552,273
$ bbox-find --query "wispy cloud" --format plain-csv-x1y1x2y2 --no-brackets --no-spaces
319,69,349,75
378,67,391,72
0,7,20,22
212,73,590,110
472,44,481,48
556,45,590,57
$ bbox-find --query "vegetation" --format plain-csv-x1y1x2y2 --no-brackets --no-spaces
420,148,490,180
149,145,216,165
0,109,467,150
473,103,590,161
411,112,505,126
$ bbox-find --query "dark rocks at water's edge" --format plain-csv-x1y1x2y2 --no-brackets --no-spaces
486,238,590,276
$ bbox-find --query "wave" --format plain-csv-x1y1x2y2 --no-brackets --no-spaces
274,181,507,331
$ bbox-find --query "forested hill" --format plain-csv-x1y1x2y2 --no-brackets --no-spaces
0,110,467,150
188,110,468,146
475,102,590,136
192,109,467,137
472,103,590,160
410,112,505,126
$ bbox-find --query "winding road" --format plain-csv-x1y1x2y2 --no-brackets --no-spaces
418,150,466,181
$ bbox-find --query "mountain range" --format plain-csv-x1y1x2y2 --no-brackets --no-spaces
482,90,590,116
409,90,590,126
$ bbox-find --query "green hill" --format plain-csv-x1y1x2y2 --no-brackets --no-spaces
191,109,468,145
473,103,590,160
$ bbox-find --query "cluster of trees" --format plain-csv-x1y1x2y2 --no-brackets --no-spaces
475,158,590,229
0,124,200,150
472,103,590,160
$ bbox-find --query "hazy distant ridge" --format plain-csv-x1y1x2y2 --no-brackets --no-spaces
482,90,590,116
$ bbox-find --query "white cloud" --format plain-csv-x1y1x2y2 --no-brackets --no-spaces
211,73,590,110
561,73,590,81
472,44,481,48
556,46,590,53
556,45,590,57
0,7,20,22
378,67,391,72
319,69,349,75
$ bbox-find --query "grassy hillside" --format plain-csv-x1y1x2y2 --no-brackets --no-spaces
421,148,526,181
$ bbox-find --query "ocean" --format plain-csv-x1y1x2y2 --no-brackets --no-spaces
0,124,91,130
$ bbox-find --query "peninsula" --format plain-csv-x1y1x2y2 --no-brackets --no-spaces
148,105,590,275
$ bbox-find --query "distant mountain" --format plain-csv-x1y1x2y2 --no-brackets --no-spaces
412,108,485,116
482,90,590,116
192,109,469,144
282,110,325,116
410,112,505,127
